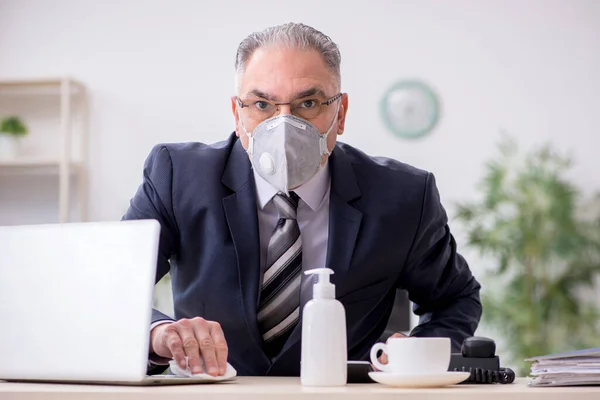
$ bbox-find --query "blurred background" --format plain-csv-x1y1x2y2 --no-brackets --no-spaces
1,0,599,375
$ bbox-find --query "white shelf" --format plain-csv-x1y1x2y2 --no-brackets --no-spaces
0,77,88,223
0,78,84,96
0,77,83,88
0,158,80,170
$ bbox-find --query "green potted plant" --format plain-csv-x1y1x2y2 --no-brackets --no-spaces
0,115,29,159
454,136,600,376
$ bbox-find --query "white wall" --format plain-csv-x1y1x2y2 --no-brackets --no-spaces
1,0,599,352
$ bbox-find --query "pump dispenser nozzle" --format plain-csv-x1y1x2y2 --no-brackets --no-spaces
304,268,335,299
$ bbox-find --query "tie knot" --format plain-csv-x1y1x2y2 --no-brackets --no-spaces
273,192,299,220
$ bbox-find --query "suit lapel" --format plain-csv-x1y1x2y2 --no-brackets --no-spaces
273,145,363,366
221,139,270,367
325,145,363,281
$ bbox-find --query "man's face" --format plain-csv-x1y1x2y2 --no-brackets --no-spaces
231,45,349,165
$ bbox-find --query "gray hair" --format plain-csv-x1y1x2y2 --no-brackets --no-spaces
234,22,341,93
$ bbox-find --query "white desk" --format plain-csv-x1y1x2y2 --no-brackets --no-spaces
1,377,600,400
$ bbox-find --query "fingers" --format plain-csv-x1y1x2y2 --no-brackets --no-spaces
176,319,204,374
388,333,406,340
378,352,388,365
161,324,186,369
209,321,229,376
192,317,221,376
378,333,407,366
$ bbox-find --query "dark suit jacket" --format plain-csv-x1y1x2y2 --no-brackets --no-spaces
123,132,482,376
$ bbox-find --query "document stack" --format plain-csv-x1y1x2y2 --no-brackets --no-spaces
526,347,600,387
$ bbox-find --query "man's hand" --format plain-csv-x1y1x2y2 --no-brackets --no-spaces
377,332,407,366
150,317,228,376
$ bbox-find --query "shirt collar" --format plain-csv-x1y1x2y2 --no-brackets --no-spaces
253,160,330,212
253,168,279,210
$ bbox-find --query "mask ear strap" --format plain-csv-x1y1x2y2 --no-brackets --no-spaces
319,136,330,156
239,116,254,155
319,101,341,156
247,134,254,156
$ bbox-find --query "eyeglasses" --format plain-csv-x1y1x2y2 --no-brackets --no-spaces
236,93,342,122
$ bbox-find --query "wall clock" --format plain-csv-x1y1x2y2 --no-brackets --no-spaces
380,80,440,139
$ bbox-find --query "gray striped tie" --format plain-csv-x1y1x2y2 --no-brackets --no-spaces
257,192,302,357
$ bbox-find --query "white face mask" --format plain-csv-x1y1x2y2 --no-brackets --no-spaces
240,105,339,195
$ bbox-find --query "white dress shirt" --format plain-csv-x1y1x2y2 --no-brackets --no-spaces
253,161,331,275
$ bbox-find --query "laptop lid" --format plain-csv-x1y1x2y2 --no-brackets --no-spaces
0,219,160,382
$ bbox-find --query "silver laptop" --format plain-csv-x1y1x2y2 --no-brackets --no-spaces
0,220,232,385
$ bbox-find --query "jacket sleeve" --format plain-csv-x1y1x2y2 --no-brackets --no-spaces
123,145,181,374
122,145,179,359
398,172,482,351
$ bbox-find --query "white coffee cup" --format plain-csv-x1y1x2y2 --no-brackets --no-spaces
370,337,451,375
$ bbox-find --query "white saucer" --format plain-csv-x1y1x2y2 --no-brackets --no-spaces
368,371,471,388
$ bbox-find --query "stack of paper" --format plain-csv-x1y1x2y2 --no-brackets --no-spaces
526,347,600,387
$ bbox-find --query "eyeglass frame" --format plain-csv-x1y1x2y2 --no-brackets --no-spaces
235,92,343,121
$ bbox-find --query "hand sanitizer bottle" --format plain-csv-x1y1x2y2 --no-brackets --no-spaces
300,268,347,386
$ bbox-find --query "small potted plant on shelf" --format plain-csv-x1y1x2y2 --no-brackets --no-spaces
0,115,28,160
